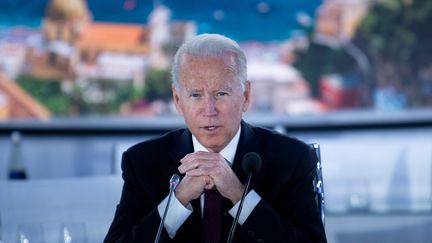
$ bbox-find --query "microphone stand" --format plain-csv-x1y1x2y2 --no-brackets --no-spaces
154,174,180,243
227,172,253,243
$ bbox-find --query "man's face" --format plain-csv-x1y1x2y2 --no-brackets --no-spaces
173,54,251,152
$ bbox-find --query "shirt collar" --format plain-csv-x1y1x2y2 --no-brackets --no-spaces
192,126,241,165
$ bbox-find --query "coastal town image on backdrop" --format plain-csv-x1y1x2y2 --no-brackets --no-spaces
1,0,431,118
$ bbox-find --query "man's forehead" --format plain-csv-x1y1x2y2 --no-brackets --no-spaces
183,83,234,91
179,53,237,67
177,53,241,90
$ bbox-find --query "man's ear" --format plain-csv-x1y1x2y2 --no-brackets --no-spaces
242,80,251,112
172,85,184,116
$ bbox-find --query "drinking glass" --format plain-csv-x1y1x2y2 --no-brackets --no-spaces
347,180,371,213
59,222,87,243
16,223,44,243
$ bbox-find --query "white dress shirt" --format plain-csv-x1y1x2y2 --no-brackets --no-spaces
157,126,262,238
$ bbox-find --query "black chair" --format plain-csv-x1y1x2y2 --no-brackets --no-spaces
310,143,325,225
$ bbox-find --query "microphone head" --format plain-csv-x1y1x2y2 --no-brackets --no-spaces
170,174,180,190
242,152,262,175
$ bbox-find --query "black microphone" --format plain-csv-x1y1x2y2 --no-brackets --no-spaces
227,152,262,243
154,174,180,243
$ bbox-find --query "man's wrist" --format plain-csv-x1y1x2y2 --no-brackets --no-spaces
229,190,261,225
175,189,190,206
158,193,193,239
229,184,245,204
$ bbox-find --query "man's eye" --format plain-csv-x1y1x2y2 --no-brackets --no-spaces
190,93,201,98
216,92,229,97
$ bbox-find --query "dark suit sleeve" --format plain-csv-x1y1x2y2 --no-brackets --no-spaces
104,151,171,243
238,146,327,243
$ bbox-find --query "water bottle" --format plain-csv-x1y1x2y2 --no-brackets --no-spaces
7,131,28,180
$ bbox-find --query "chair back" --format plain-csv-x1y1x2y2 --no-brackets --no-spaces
310,143,325,225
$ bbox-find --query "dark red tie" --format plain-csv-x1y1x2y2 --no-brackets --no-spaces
202,189,223,243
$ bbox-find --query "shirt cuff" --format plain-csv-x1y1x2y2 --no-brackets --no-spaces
157,192,193,239
228,190,261,225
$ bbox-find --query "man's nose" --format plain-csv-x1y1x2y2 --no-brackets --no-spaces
202,96,218,116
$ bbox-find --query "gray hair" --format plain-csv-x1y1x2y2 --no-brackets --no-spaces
171,33,247,91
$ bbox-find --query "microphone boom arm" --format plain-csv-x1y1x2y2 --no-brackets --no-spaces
227,172,253,243
154,174,180,243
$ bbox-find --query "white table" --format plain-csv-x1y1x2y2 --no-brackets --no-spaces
0,176,123,243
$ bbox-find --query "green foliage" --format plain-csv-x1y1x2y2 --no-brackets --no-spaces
16,75,72,115
294,0,432,106
293,43,356,97
116,80,143,105
355,0,432,105
67,78,139,115
356,0,432,65
143,68,172,101
15,75,142,116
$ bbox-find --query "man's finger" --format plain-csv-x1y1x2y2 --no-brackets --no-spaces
178,157,217,173
184,164,217,176
178,162,199,173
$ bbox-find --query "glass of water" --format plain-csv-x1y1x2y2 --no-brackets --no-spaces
16,223,44,243
59,222,87,243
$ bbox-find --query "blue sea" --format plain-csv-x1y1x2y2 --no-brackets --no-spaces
0,0,322,41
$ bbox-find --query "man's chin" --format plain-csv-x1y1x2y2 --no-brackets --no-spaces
201,141,224,153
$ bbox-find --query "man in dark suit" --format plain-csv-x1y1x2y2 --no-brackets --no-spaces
104,34,327,243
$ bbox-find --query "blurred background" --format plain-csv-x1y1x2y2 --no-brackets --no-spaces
0,0,431,242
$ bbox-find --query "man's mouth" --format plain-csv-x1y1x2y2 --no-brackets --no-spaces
203,126,219,131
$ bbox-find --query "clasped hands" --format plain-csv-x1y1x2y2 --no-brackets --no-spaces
175,151,244,206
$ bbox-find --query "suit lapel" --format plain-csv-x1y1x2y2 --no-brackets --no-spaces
169,129,203,241
232,120,269,198
232,121,261,184
169,128,193,175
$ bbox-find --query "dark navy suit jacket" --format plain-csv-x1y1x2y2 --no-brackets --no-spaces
104,121,327,243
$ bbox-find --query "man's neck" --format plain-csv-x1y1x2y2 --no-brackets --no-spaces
192,126,241,164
